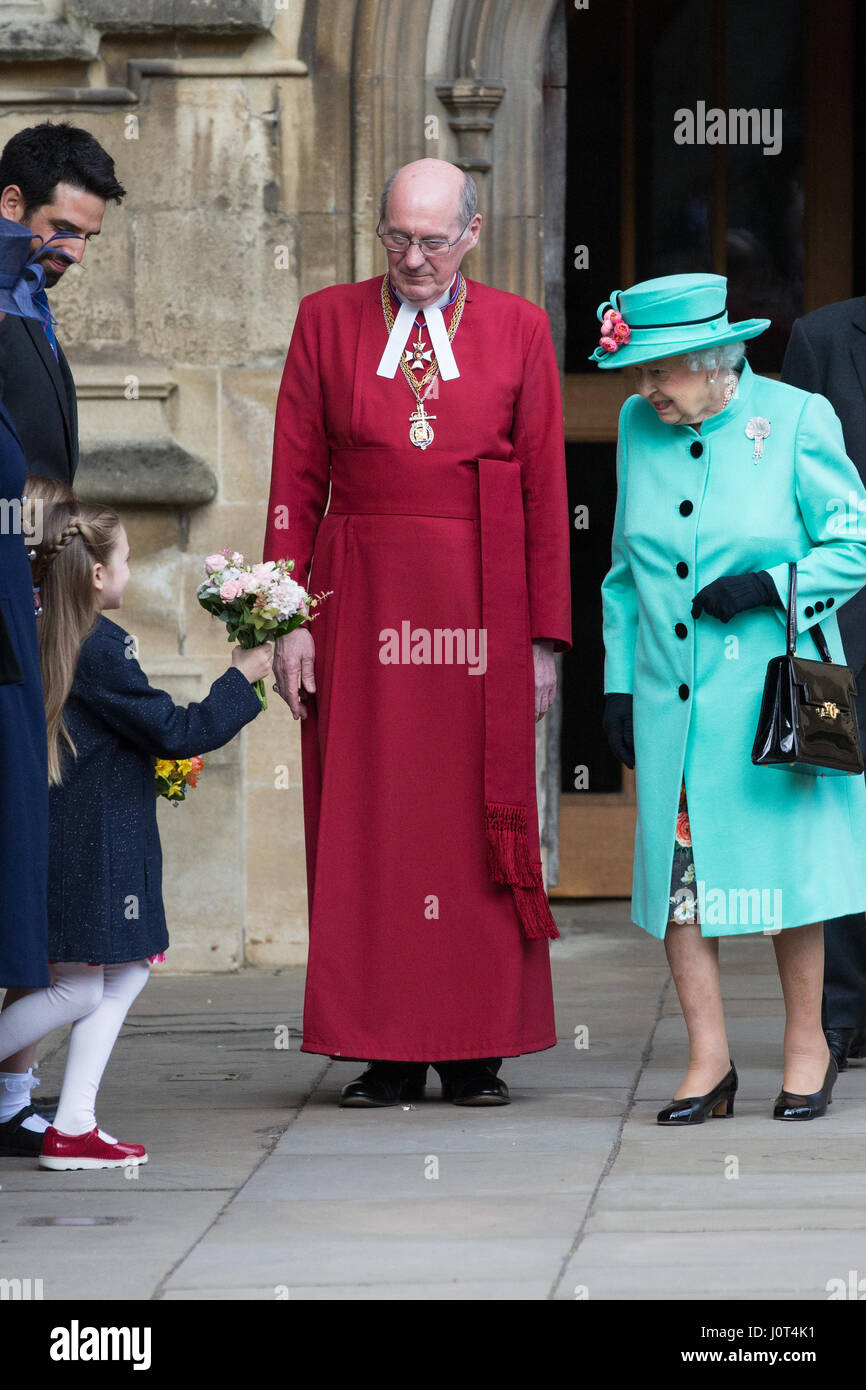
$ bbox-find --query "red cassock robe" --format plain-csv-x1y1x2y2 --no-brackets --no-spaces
263,274,572,1062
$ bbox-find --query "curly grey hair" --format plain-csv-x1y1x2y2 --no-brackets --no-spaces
683,341,748,373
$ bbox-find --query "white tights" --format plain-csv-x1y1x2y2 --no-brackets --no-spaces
0,961,150,1136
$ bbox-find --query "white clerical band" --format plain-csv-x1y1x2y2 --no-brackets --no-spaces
376,299,418,379
376,279,460,381
423,301,459,380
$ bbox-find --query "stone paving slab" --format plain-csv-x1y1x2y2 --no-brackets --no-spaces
0,1192,230,1302
159,1232,576,1292
195,1193,593,1239
611,1126,866,1177
587,1208,866,1233
554,1229,861,1300
270,1103,622,1157
160,1281,553,1300
231,1152,594,1201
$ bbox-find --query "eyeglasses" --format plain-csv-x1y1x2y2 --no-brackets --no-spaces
376,221,470,256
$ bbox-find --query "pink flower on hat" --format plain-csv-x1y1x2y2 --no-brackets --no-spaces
599,308,631,354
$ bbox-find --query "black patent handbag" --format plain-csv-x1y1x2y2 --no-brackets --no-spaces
752,563,863,776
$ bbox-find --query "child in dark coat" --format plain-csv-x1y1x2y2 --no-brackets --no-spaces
0,491,271,1169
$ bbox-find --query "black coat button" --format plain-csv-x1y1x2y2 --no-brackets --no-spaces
679,500,693,516
827,597,835,607
675,622,688,639
804,605,814,617
676,561,689,578
678,683,690,700
815,601,825,613
690,442,703,458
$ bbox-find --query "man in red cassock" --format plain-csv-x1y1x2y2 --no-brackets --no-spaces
264,158,572,1107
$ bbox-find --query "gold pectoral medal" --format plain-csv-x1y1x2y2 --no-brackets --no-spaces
409,397,436,449
381,275,466,449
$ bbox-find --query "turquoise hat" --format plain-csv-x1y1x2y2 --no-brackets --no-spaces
589,272,770,369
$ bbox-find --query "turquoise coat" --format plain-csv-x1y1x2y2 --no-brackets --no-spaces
602,360,866,939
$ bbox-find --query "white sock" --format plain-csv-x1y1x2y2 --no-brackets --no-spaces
0,1069,49,1133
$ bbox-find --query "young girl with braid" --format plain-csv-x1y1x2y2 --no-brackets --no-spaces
0,489,272,1169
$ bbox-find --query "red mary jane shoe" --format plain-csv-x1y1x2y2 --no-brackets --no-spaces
39,1126,148,1171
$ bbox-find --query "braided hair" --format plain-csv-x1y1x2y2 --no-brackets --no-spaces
25,480,123,784
31,517,85,587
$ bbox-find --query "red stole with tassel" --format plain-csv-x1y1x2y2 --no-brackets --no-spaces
477,456,559,941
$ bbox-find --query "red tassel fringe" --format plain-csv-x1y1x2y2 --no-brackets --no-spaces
512,885,560,941
485,802,560,941
485,803,537,885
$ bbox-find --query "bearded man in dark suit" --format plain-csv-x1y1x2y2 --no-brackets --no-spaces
0,121,126,485
783,298,866,1072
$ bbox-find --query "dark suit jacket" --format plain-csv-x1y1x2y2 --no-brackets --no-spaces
0,403,25,686
0,312,78,483
47,616,264,963
782,297,866,679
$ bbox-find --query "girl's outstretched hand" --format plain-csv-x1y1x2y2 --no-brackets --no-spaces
232,642,275,684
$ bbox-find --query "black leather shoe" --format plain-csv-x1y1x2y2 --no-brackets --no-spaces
773,1057,837,1120
339,1061,428,1108
0,1105,47,1156
847,1028,866,1060
825,1027,854,1073
434,1059,510,1106
657,1062,737,1125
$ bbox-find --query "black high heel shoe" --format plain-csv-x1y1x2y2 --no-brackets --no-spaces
657,1061,738,1125
772,1057,837,1121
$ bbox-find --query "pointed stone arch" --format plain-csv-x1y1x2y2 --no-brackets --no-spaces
305,0,561,298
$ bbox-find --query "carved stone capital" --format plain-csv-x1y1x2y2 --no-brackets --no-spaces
434,82,505,173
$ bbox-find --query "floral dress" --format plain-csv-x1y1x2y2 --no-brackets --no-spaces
668,780,697,926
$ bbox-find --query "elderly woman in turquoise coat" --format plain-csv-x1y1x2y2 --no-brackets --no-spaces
596,273,866,1125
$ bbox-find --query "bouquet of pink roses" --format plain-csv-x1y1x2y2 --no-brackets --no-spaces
197,549,327,709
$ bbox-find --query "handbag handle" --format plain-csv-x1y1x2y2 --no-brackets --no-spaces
786,561,833,663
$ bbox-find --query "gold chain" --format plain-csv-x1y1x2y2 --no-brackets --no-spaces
380,274,467,401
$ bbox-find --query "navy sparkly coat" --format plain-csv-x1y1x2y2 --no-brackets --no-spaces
0,400,50,988
47,615,264,963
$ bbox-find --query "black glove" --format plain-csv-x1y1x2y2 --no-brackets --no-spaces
691,570,780,624
603,692,634,769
